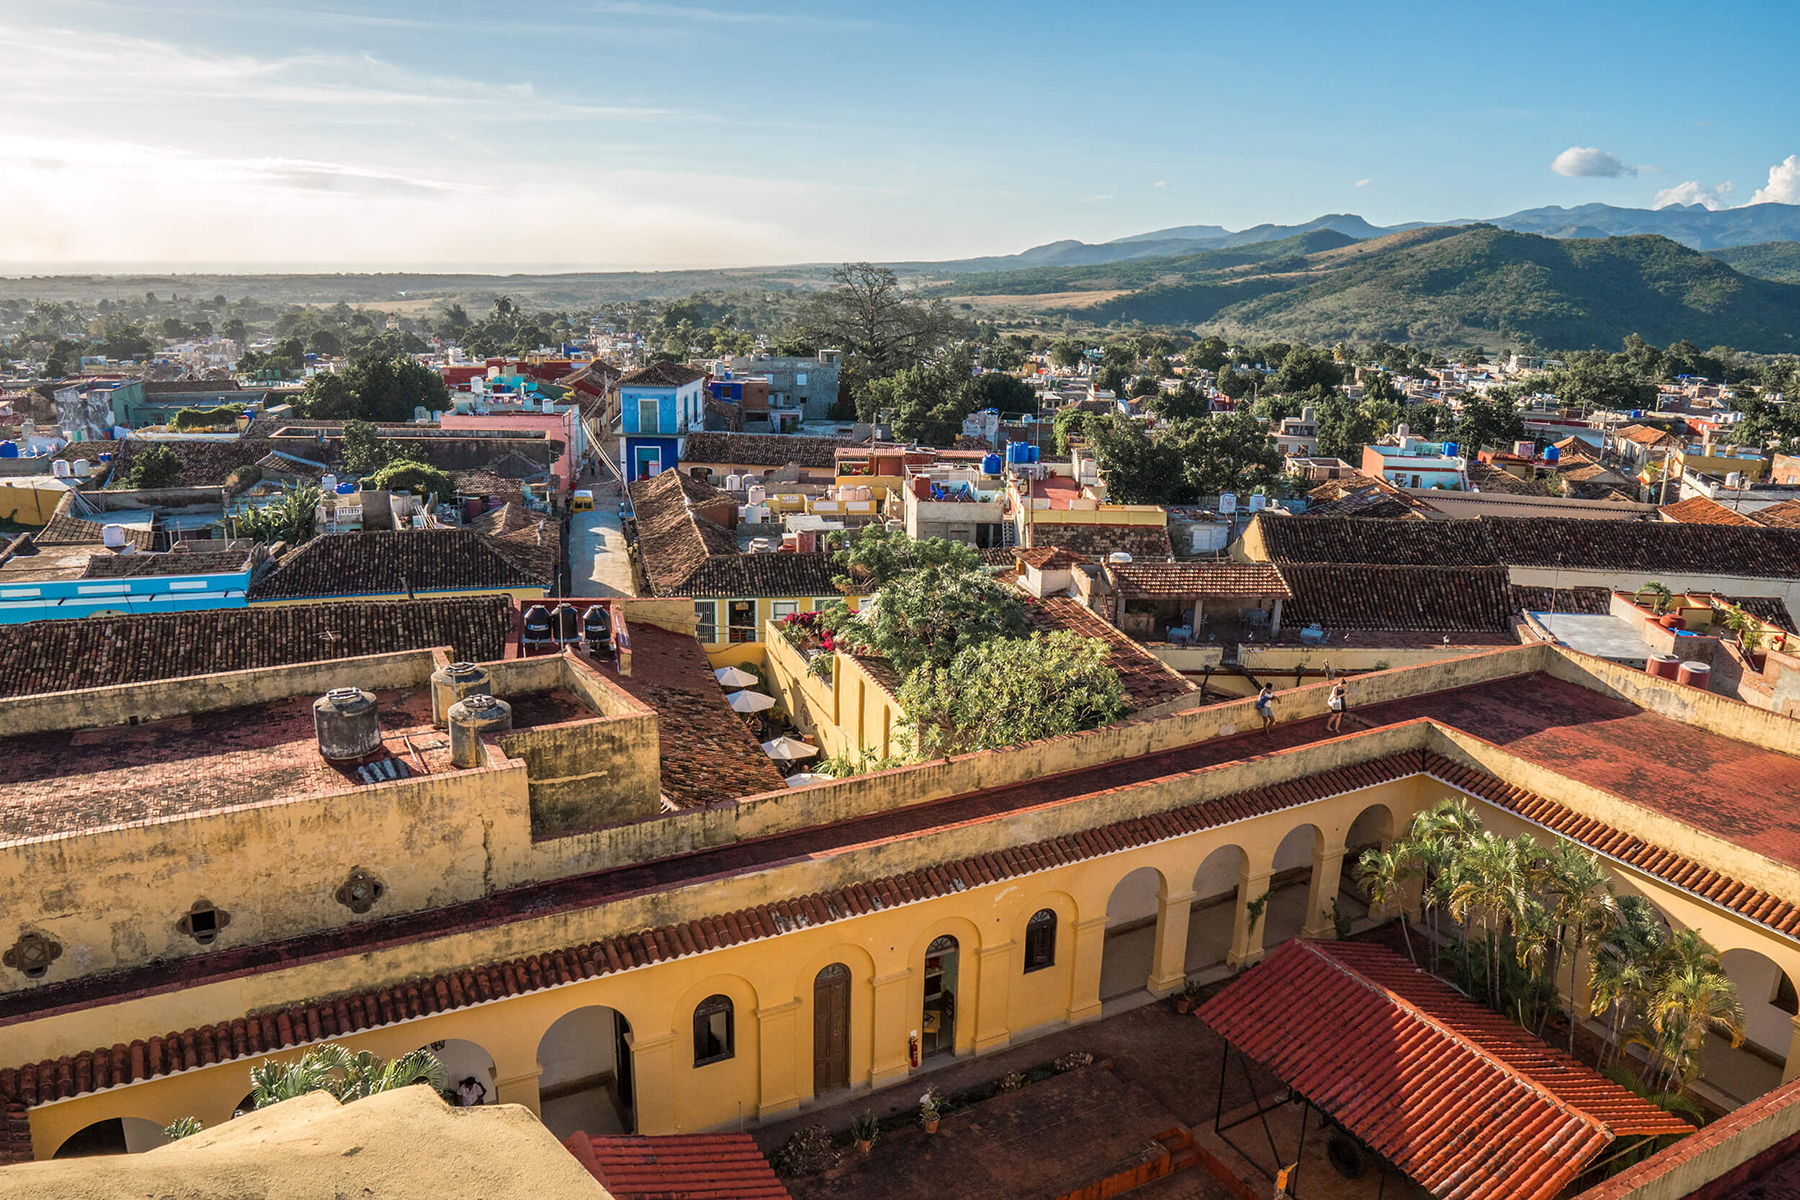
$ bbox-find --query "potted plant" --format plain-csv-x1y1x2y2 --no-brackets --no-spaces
1176,980,1201,1014
919,1088,941,1134
850,1109,880,1155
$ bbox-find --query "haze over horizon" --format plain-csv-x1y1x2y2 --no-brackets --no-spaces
4,0,1800,272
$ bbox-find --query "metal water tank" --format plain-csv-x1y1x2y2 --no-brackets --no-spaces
553,602,580,642
582,605,612,652
313,687,381,763
430,661,491,727
521,604,554,652
1646,653,1680,679
1676,661,1712,690
447,694,513,768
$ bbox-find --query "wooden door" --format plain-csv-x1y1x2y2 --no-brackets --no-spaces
813,964,850,1095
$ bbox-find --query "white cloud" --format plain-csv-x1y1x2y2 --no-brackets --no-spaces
1651,180,1735,210
1152,180,1169,188
1750,155,1800,205
1551,146,1636,178
1354,178,1371,188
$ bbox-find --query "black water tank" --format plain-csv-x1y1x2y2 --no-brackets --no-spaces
583,605,612,650
521,604,553,646
553,602,580,643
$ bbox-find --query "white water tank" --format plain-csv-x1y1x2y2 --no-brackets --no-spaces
1249,494,1266,512
1219,493,1237,514
747,484,766,505
321,474,337,493
101,524,128,550
1726,471,1744,488
1109,551,1133,564
51,458,71,478
72,458,91,478
724,473,742,490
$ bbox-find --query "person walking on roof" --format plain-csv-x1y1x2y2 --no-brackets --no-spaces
1327,680,1347,734
1255,683,1275,738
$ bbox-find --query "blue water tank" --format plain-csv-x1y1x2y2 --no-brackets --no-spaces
981,453,1002,475
1544,445,1561,463
1004,442,1020,464
0,442,16,459
337,482,356,495
1441,441,1458,459
1028,445,1040,463
1631,410,1642,419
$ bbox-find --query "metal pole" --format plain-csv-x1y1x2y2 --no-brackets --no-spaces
1293,1098,1310,1199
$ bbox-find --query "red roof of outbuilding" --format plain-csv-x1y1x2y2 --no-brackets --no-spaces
1197,940,1692,1200
564,1132,790,1199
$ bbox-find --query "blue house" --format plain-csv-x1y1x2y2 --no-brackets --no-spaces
0,535,256,625
617,362,707,481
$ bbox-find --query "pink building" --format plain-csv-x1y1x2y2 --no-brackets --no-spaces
438,404,583,493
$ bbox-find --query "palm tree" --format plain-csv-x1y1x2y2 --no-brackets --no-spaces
1637,582,1675,616
247,1044,445,1110
1356,843,1420,963
1590,896,1669,1071
1537,840,1619,1048
1647,964,1745,1096
1449,832,1525,1009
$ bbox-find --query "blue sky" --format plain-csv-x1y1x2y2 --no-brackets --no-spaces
2,0,1798,269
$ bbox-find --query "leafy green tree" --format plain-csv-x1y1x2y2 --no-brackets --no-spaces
831,525,979,591
860,561,1025,676
1215,364,1260,402
1093,363,1130,396
900,631,1125,756
340,419,393,473
234,487,319,544
309,329,343,356
1048,340,1086,369
1455,389,1528,454
1083,414,1187,504
1148,380,1210,421
1052,406,1095,455
362,458,455,500
343,353,451,423
966,370,1036,417
796,263,958,403
44,338,79,377
221,318,248,343
863,362,968,445
1185,335,1229,372
1552,357,1657,411
1316,394,1400,463
1159,412,1285,498
126,444,184,489
296,372,358,420
1271,345,1343,395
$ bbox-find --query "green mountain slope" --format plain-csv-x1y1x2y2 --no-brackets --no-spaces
926,230,1357,297
1065,227,1800,352
1707,241,1800,284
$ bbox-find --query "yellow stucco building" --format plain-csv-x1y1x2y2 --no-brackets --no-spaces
6,611,1800,1166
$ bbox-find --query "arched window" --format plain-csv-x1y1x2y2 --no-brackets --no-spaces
693,994,734,1066
1024,909,1057,973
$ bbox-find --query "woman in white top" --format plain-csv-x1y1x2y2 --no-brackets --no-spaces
1326,680,1347,734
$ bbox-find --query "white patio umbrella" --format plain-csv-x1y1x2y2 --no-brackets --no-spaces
714,666,758,689
726,689,776,713
783,771,834,788
760,736,820,761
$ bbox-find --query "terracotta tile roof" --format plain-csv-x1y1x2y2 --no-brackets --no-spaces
0,597,514,698
1197,940,1693,1200
1510,585,1614,615
78,548,252,578
1750,499,1800,529
1466,459,1550,497
1659,496,1760,526
1490,517,1800,578
1559,462,1620,484
1615,423,1681,447
1278,564,1514,632
1305,475,1431,519
1027,522,1174,562
679,431,854,469
628,470,842,600
618,362,707,388
34,513,154,550
245,530,554,600
1730,595,1799,632
1108,561,1291,600
1015,546,1090,570
629,470,745,595
1027,596,1197,709
1252,514,1499,566
599,622,786,807
1574,1076,1800,1200
566,1133,790,1200
0,751,1428,1119
1422,752,1800,940
1255,512,1800,578
113,438,273,487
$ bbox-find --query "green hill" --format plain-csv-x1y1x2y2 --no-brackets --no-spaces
926,230,1357,297
1056,226,1800,352
1707,241,1800,284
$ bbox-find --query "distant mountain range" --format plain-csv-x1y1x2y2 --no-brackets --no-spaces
926,203,1800,274
928,224,1800,353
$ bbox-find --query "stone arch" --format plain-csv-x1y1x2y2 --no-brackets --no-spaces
1263,822,1324,947
1338,802,1396,913
535,1004,635,1141
1100,865,1169,1002
1186,844,1250,973
1720,947,1797,1101
423,1037,499,1107
52,1116,167,1158
790,942,877,1101
910,916,983,1062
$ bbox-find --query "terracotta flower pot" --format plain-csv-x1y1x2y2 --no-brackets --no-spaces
924,1118,939,1134
856,1139,872,1155
1176,997,1192,1014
